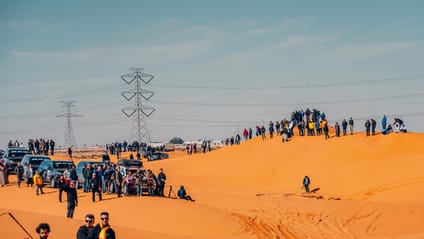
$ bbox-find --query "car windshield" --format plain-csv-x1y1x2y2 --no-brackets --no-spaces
8,151,28,157
54,162,73,169
119,160,141,167
30,158,46,165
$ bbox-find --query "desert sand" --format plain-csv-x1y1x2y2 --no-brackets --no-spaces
1,132,424,239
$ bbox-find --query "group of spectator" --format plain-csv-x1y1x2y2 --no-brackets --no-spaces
105,140,143,158
7,138,56,155
185,140,212,154
79,163,167,200
222,108,408,145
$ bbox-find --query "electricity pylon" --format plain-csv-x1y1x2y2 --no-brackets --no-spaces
55,101,81,148
121,67,155,143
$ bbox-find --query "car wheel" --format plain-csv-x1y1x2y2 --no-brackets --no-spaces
51,177,56,188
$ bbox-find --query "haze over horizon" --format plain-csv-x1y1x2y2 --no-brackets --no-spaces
1,1,424,147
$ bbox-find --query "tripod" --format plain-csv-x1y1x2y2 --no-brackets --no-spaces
168,185,177,199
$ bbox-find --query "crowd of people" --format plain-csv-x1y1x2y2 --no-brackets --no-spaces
222,108,408,145
7,138,56,156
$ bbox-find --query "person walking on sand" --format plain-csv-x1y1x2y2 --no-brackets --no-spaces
36,223,51,239
63,181,78,218
77,214,95,239
303,176,311,193
87,211,116,239
90,173,102,202
33,170,44,195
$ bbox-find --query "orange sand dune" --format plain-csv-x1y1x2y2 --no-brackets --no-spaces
1,132,424,239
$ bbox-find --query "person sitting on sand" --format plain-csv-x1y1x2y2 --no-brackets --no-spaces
178,185,195,202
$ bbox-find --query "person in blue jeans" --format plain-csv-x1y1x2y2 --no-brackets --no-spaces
303,176,311,193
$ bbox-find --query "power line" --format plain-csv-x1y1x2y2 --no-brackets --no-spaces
150,74,424,90
149,91,424,107
1,73,422,104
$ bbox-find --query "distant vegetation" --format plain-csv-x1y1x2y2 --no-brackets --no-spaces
169,137,184,144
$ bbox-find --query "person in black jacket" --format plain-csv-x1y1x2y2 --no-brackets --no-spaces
157,168,167,197
57,175,67,203
63,181,78,218
90,173,102,202
365,119,371,136
341,119,348,136
76,214,95,239
87,212,116,239
303,175,311,193
370,118,377,136
14,162,24,187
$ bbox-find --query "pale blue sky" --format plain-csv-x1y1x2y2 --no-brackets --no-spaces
1,1,424,147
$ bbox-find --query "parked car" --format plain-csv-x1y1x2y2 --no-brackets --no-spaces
123,167,150,196
3,147,30,173
147,152,169,161
164,143,175,152
117,159,142,170
76,160,103,188
38,160,75,188
20,155,51,176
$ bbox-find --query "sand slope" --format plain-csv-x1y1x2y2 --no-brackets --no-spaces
1,132,424,239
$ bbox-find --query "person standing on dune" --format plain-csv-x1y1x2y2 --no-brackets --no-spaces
303,176,311,193
348,117,354,135
381,115,387,131
342,119,348,136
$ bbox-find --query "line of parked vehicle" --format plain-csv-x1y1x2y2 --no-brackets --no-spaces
1,146,169,192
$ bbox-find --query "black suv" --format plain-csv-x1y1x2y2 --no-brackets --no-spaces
38,160,75,187
3,148,30,173
147,152,169,161
117,159,142,170
20,155,51,176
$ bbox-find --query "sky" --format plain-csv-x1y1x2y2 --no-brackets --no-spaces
1,1,424,148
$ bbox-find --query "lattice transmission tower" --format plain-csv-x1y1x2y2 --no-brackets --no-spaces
121,67,155,143
55,101,81,148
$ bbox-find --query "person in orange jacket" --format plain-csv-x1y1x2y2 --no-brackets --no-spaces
33,170,44,195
